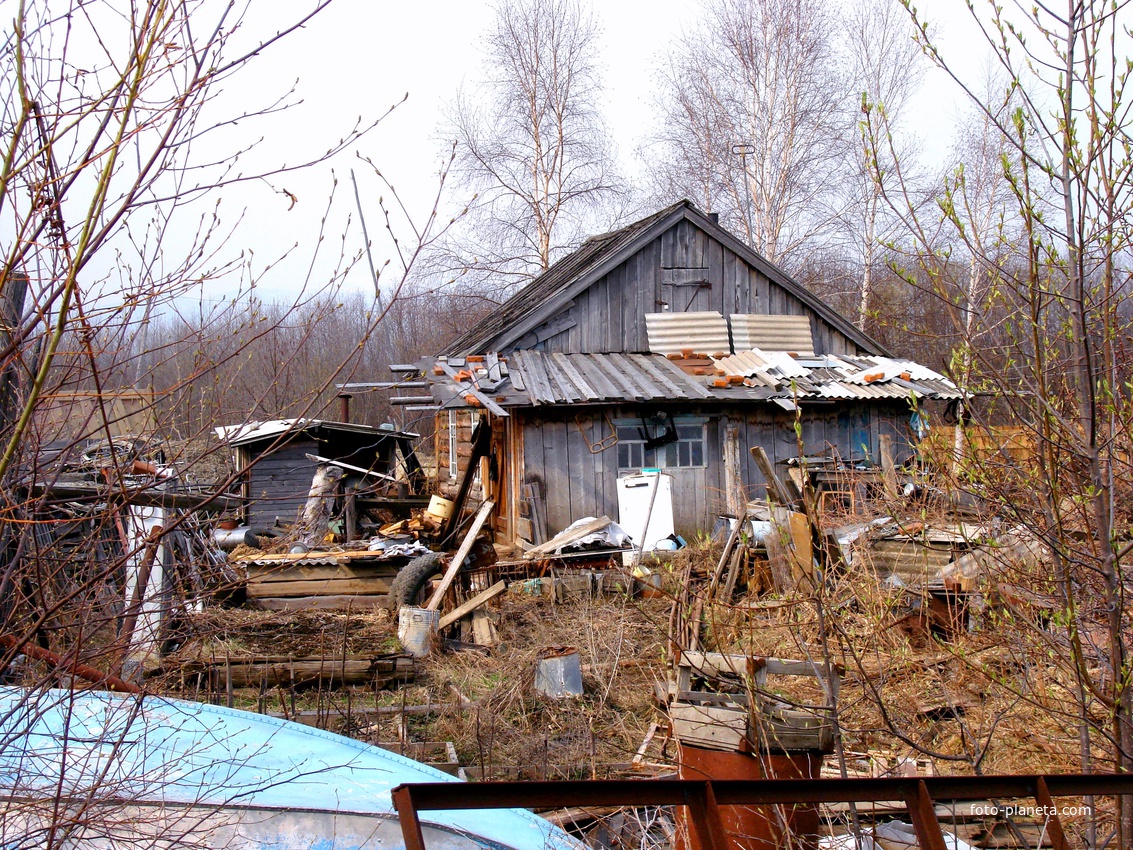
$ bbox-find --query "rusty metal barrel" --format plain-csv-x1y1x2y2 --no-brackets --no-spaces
676,744,822,850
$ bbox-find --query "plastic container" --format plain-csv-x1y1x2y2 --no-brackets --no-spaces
397,607,439,658
425,495,454,521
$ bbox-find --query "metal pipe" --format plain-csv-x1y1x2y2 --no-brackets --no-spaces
0,634,141,694
338,393,352,423
213,527,260,550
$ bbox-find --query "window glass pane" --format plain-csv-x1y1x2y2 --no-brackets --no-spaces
678,442,690,466
691,440,704,466
618,444,630,469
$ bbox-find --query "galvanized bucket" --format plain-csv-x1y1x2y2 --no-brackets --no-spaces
398,607,439,658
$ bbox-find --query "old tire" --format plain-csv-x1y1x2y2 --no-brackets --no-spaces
387,552,444,612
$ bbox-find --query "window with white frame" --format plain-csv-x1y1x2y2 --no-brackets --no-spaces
616,416,706,471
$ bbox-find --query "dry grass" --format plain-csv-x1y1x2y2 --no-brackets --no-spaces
156,537,1100,793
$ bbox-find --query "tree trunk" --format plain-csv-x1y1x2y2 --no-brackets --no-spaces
297,465,344,548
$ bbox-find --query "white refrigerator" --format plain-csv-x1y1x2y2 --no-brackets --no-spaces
616,471,674,562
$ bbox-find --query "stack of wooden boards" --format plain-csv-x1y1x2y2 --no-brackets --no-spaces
235,550,401,611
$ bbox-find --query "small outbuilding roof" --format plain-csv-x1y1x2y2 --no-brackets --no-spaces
214,418,417,447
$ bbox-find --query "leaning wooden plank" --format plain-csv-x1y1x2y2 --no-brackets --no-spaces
250,594,389,612
523,514,613,559
425,500,495,611
631,721,660,767
708,516,744,600
749,446,798,507
305,453,398,483
437,580,507,629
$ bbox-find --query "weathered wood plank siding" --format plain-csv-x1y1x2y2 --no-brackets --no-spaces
536,220,861,356
511,401,915,543
242,442,319,527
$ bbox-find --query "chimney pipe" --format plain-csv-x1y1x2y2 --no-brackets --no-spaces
338,393,352,423
708,212,720,224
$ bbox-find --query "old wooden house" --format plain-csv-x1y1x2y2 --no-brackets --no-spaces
407,201,958,548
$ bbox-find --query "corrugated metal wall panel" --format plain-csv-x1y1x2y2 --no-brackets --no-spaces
730,314,814,355
645,311,731,355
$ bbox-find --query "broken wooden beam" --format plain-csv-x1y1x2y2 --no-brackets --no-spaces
523,515,613,559
750,446,797,507
438,580,507,630
425,500,495,611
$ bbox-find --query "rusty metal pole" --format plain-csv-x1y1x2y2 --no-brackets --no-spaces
338,393,352,423
392,786,428,850
684,781,730,850
1035,776,1071,850
903,780,949,850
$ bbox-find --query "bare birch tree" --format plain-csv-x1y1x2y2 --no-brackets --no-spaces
647,0,846,268
840,0,926,330
873,2,1133,842
439,0,621,293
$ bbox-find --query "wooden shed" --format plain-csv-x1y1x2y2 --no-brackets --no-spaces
406,201,959,548
215,419,422,528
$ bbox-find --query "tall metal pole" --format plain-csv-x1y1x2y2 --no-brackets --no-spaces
731,143,755,249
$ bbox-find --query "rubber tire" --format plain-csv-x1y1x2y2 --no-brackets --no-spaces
387,552,445,612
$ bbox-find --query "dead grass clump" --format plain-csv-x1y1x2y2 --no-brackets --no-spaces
418,592,669,774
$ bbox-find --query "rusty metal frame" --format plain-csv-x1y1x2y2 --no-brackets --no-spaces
392,773,1133,850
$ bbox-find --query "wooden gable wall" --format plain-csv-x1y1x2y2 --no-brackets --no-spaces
527,219,862,356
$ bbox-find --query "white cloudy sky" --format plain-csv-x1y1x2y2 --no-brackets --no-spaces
179,0,991,304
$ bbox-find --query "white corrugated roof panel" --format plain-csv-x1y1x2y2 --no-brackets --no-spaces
645,311,731,355
729,314,814,356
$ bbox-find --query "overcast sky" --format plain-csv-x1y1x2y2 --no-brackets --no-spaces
186,0,990,304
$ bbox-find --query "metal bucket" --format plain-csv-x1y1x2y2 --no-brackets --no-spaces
397,607,439,658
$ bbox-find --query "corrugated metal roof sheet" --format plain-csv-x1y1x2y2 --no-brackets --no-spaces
729,314,814,355
644,311,731,356
423,350,960,409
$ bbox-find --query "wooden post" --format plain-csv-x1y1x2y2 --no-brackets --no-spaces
723,424,744,519
750,446,796,507
879,434,899,501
